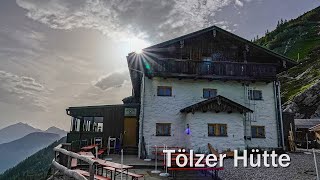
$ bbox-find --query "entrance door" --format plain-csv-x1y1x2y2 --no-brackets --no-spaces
123,118,137,146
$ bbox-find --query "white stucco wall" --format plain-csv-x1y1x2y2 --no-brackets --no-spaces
246,83,279,148
185,112,245,152
141,77,279,154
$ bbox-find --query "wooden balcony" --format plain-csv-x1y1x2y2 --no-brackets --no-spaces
146,58,278,81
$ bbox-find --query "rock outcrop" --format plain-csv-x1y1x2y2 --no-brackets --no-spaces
283,80,320,118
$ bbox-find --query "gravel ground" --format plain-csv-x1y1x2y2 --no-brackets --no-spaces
122,152,320,180
217,152,319,180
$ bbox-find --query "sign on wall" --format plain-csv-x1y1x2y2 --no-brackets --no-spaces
124,108,137,117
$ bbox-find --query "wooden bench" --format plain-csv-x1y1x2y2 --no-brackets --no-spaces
74,169,111,180
103,167,144,180
168,167,223,180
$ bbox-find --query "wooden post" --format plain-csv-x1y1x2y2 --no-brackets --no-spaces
89,163,95,180
313,148,319,180
67,155,71,169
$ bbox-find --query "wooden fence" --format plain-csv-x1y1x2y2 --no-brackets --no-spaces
48,143,96,180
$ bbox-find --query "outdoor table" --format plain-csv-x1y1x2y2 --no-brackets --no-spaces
93,158,133,180
79,151,95,158
81,144,98,151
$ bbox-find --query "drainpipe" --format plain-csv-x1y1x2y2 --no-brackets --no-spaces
273,81,280,147
274,81,285,150
243,84,247,147
276,81,285,150
129,68,145,158
139,75,145,158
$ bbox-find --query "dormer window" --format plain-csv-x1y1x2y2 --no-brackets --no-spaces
157,86,172,96
203,89,217,99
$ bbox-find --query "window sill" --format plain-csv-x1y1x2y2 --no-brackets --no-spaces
208,135,228,137
252,136,266,139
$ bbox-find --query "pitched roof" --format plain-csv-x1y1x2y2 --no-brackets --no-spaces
295,119,320,129
145,25,297,66
180,95,253,114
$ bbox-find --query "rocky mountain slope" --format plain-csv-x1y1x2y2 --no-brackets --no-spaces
255,6,320,118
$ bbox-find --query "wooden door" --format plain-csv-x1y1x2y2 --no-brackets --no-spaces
123,118,137,146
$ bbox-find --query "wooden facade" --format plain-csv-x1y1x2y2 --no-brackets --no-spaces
66,103,140,151
127,26,296,99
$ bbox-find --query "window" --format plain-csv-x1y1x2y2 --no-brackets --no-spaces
251,126,265,138
156,123,171,136
248,90,263,100
208,124,227,136
203,89,217,99
157,86,172,96
80,117,104,132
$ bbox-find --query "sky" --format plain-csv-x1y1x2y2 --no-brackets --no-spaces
0,0,319,130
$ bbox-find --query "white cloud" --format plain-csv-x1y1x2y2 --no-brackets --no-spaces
94,70,130,91
16,0,239,42
0,70,50,111
235,0,244,7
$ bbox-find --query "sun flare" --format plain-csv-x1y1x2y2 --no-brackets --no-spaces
130,38,150,54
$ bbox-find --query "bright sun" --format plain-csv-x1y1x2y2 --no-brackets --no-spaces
130,38,150,54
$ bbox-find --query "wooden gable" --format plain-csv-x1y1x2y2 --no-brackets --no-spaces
145,26,296,67
180,95,253,114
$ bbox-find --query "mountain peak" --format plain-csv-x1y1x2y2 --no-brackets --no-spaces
45,126,67,137
0,123,43,144
46,126,59,131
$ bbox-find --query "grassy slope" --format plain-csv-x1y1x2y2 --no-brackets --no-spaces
0,137,66,180
255,6,320,103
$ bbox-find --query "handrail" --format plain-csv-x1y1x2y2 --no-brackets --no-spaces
149,58,277,79
50,144,97,180
50,159,87,180
53,144,96,165
156,58,278,65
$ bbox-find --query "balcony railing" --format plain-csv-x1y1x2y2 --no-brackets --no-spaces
147,58,277,80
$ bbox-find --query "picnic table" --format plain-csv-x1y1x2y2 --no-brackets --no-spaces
75,152,142,180
81,144,98,151
165,153,223,180
93,158,133,180
79,151,95,158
